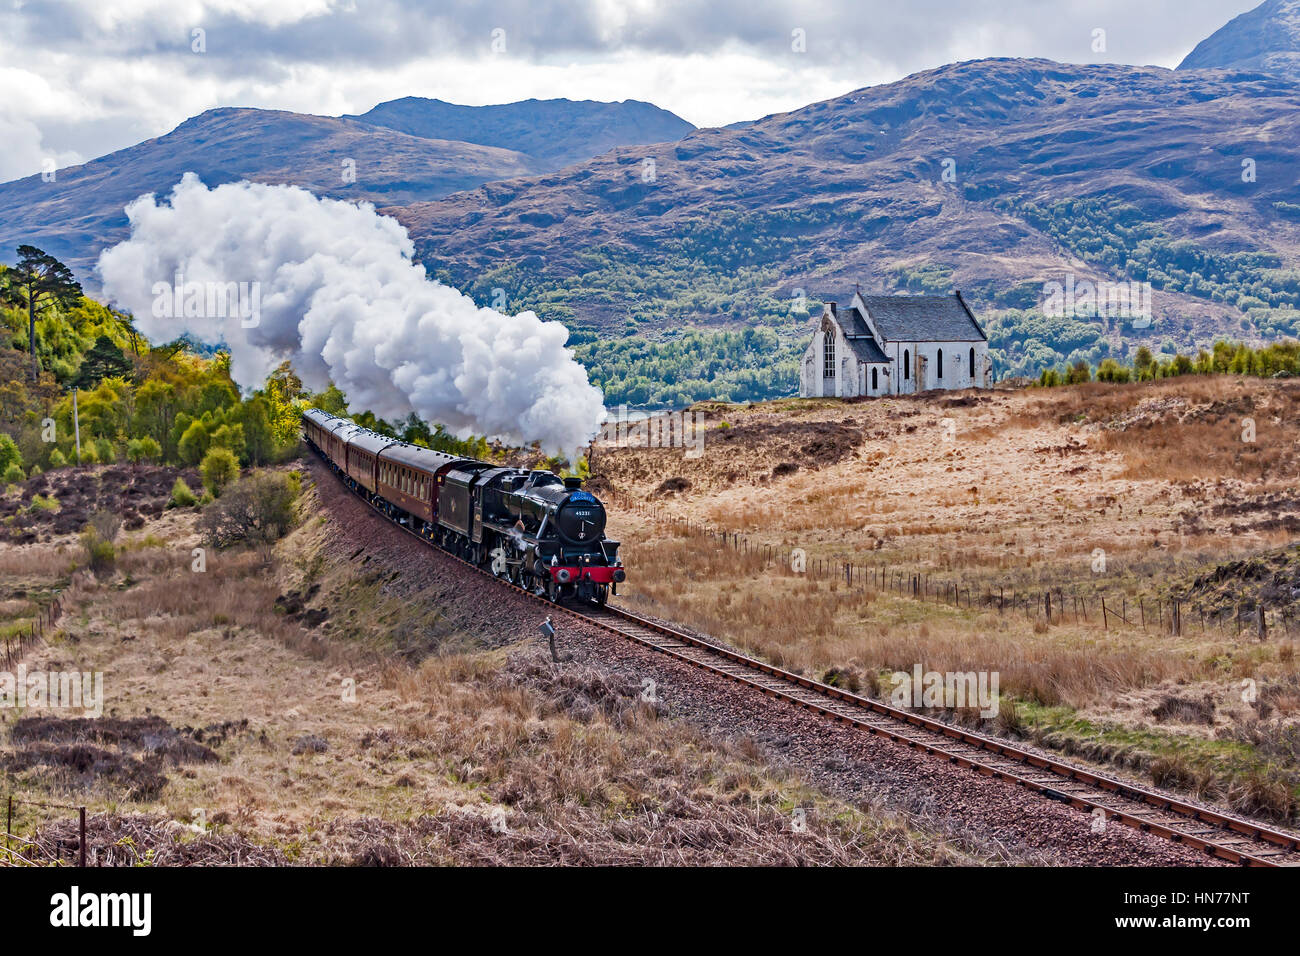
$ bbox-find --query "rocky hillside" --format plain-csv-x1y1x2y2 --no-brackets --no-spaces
392,58,1300,399
347,96,694,170
1179,0,1300,80
401,58,1300,315
0,98,694,280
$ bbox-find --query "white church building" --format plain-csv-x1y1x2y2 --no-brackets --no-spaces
799,290,991,398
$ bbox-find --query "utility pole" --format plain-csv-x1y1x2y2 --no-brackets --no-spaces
72,388,81,463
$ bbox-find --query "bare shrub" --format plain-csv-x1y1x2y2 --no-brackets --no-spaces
86,509,121,543
79,508,121,573
198,470,299,550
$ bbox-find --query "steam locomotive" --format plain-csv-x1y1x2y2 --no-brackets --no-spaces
301,408,625,604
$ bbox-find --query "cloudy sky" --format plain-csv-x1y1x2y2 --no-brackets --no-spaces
0,0,1262,182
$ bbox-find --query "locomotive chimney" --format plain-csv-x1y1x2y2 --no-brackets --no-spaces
563,476,583,490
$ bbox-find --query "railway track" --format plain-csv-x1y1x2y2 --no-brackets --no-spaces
317,448,1300,867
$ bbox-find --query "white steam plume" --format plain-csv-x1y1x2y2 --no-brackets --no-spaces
97,173,605,454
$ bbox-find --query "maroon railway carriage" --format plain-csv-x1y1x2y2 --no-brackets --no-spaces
302,408,359,471
345,429,390,495
374,441,460,530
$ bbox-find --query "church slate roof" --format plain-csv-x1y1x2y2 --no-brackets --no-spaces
859,293,986,343
833,307,889,363
841,307,873,338
845,333,889,364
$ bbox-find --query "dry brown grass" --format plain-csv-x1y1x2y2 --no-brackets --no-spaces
620,527,1206,708
1011,377,1300,483
0,544,72,579
599,378,1300,816
0,494,977,866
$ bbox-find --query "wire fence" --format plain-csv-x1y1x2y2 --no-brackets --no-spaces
3,592,86,867
2,594,62,670
607,491,1296,640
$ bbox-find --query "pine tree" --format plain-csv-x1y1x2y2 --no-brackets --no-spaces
2,246,83,382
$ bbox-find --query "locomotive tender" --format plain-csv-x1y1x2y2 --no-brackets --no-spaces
302,408,625,604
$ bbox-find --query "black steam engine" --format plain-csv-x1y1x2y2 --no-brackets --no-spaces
302,408,625,603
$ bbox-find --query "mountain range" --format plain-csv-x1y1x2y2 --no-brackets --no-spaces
0,97,693,277
4,0,1300,404
1179,0,1300,79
